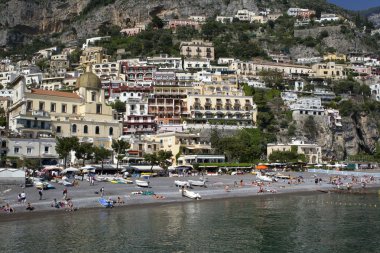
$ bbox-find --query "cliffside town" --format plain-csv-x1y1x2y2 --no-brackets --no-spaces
0,0,380,168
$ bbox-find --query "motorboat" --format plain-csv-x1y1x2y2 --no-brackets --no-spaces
111,178,133,184
181,189,201,200
188,180,206,187
275,173,290,179
256,172,273,182
174,180,190,187
135,179,150,187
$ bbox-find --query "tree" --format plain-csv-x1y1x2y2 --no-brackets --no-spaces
74,142,94,166
151,15,164,29
111,139,130,172
303,116,318,141
144,150,173,175
93,146,112,174
110,99,126,113
55,137,79,169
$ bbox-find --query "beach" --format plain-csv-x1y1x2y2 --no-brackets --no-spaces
1,171,379,221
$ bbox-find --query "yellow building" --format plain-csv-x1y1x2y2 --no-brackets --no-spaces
80,47,111,66
146,132,212,164
311,62,348,80
323,53,347,62
186,83,257,125
8,72,121,149
180,40,215,60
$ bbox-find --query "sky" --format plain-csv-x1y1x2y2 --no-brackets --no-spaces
328,0,380,10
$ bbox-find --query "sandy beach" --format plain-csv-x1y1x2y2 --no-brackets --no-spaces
1,172,379,221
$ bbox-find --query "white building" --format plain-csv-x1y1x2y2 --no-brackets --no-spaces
235,9,255,21
317,14,340,22
289,97,324,116
147,54,182,70
6,137,59,165
183,59,211,70
82,36,111,50
92,62,120,81
267,139,322,164
216,16,234,23
370,83,380,101
189,16,207,22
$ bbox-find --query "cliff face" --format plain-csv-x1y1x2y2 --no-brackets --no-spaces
294,113,379,160
0,0,258,46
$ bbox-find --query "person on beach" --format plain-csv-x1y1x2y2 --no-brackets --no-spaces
117,197,125,205
17,193,22,203
4,203,15,213
63,188,68,200
100,187,104,197
240,180,244,187
26,203,34,211
51,199,60,208
225,185,230,192
20,191,26,204
38,189,43,200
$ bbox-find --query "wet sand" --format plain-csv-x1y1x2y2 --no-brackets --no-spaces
1,172,379,222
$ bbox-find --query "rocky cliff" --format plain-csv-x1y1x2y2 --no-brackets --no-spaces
0,0,259,46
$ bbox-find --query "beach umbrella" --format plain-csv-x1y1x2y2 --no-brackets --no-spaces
256,165,268,170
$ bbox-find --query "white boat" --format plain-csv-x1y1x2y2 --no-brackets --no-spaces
188,180,206,187
256,172,273,182
181,189,201,200
174,180,190,187
135,179,149,187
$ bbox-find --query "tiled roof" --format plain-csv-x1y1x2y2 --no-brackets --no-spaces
31,89,80,99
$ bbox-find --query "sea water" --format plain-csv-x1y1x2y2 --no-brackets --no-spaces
0,191,379,253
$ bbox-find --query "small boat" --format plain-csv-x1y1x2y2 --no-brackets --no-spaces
135,179,149,187
188,180,206,187
181,189,201,200
256,172,273,182
174,180,190,187
98,198,113,208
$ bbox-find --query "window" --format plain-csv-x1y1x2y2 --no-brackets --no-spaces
72,105,77,114
56,126,61,133
14,147,20,154
44,146,49,154
109,127,113,136
96,104,102,114
50,103,56,112
39,102,45,111
27,148,32,154
95,126,100,135
84,125,88,134
26,101,33,111
91,92,96,102
61,104,67,113
72,124,77,133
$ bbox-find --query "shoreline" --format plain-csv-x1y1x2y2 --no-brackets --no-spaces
1,172,379,222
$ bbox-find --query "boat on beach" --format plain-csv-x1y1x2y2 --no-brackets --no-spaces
188,180,206,187
135,179,150,187
174,180,190,187
256,172,273,182
181,189,201,199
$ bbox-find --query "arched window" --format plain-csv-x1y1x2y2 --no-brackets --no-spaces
72,124,77,133
84,125,88,134
95,126,100,135
109,127,113,136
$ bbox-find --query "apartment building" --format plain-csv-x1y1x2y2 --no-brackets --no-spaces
180,40,215,60
311,62,348,80
80,47,111,66
186,83,257,125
